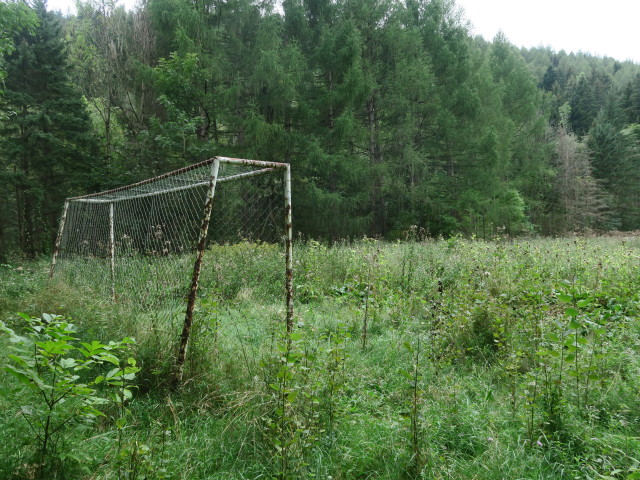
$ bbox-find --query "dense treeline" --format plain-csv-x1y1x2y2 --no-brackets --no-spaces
2,0,640,259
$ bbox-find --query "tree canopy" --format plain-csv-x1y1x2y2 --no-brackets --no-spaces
1,0,640,258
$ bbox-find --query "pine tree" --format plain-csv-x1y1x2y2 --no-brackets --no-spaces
621,74,640,124
0,2,98,258
588,115,640,229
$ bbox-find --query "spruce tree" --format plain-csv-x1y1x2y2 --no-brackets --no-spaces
588,115,640,229
0,1,98,258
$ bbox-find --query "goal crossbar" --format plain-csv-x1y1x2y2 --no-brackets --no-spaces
69,157,289,203
73,168,276,203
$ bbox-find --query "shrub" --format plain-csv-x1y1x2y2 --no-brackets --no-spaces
1,313,137,478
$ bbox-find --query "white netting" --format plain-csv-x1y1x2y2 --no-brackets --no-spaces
52,158,287,319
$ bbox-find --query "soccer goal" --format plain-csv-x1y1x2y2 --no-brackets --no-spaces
49,157,293,382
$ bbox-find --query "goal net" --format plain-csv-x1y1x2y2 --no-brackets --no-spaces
50,157,293,378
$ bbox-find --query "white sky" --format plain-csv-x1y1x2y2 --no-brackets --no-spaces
46,0,640,64
456,0,640,63
46,0,136,16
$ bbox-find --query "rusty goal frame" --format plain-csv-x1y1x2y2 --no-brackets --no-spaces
50,156,293,385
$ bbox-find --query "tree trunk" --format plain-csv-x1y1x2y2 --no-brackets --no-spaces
367,94,385,235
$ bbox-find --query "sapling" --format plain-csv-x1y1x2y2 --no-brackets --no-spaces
1,313,137,478
361,246,381,350
267,329,310,479
110,357,141,480
400,331,426,477
400,226,419,293
320,321,349,434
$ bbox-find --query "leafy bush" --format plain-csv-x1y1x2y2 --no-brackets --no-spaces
1,313,137,478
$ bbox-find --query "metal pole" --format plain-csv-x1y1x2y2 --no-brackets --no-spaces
109,202,116,302
49,200,70,279
174,158,220,387
284,164,294,333
73,168,275,204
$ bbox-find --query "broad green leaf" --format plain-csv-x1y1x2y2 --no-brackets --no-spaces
100,354,121,366
3,366,33,387
7,354,28,366
558,294,573,303
82,406,106,418
74,386,94,395
565,307,578,318
59,357,78,369
80,340,106,356
288,351,303,361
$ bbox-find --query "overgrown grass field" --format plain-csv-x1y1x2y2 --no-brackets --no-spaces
1,236,640,479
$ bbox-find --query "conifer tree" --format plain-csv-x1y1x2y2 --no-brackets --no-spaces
0,1,98,258
588,115,640,229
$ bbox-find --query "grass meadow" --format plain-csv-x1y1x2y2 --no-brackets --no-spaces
1,236,640,479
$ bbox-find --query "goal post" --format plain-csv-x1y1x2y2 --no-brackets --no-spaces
50,156,293,384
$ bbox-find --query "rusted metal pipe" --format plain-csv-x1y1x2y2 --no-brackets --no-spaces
69,158,217,200
284,164,294,332
49,201,69,279
173,158,220,387
217,156,290,169
74,168,276,204
109,202,116,301
70,157,287,201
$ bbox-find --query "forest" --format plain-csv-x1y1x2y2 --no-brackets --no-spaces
2,2,640,479
2,0,640,261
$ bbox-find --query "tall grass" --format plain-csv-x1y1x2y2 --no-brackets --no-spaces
1,236,640,478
